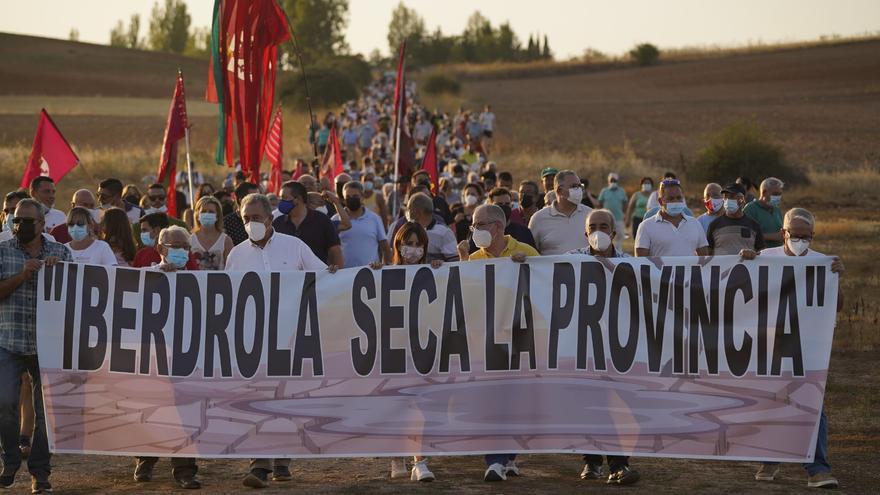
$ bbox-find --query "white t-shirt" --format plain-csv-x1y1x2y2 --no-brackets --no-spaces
225,230,327,271
44,208,67,230
426,222,459,261
760,246,824,257
528,201,592,255
635,214,708,256
65,239,118,265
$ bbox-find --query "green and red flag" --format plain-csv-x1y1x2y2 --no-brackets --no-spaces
206,0,290,183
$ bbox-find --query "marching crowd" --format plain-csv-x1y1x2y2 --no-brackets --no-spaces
0,76,844,492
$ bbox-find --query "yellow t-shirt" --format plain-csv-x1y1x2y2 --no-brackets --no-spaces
470,235,540,260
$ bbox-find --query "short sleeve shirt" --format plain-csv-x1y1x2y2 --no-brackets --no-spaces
743,200,783,247
470,235,540,260
598,186,628,221
706,214,766,255
65,239,119,265
528,202,592,255
635,214,708,256
224,231,327,271
272,209,340,263
332,209,387,268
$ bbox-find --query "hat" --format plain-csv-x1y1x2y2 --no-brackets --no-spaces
721,183,746,196
541,167,558,178
608,172,620,182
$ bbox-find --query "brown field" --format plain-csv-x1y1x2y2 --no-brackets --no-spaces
0,33,878,493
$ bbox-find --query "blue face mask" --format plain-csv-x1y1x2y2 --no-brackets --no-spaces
277,199,296,215
199,212,217,227
166,248,189,268
3,215,12,232
69,224,89,242
723,198,740,214
665,201,686,217
140,232,155,247
769,195,782,207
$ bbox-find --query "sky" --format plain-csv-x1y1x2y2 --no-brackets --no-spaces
1,0,878,59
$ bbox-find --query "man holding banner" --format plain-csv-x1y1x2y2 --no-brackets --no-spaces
0,199,70,494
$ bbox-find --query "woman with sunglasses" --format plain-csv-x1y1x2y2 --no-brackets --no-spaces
64,207,117,265
369,221,441,482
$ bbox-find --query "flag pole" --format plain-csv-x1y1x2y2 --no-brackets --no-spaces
179,69,195,208
279,8,320,167
391,41,406,220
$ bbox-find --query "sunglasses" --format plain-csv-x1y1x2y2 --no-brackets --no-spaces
12,217,35,225
67,221,88,227
148,195,166,201
661,178,681,187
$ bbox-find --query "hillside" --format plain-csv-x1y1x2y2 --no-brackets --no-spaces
463,40,880,171
0,32,209,97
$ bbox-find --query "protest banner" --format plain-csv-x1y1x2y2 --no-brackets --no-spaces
36,255,837,461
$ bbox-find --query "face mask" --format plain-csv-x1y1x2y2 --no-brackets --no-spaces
567,187,584,205
705,198,724,213
769,195,782,207
786,237,810,256
588,231,612,252
400,245,424,263
87,208,101,223
316,206,329,215
140,232,155,247
199,212,218,226
520,194,534,209
145,205,168,215
365,167,375,175
277,199,295,215
465,194,478,207
345,197,362,211
472,228,493,248
13,220,37,244
166,248,189,268
3,215,12,232
641,183,652,192
498,204,512,222
69,224,89,242
723,199,740,214
609,182,619,189
364,182,374,192
665,201,686,216
245,221,267,242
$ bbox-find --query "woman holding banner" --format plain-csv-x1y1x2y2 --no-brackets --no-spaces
370,221,442,482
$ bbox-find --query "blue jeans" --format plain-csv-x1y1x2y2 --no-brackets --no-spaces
0,347,50,476
763,409,830,476
485,453,516,466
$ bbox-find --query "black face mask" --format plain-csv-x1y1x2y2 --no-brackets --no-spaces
221,201,235,217
13,219,37,244
345,197,362,211
499,204,512,222
520,194,535,209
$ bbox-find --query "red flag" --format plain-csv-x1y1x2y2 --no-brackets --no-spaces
20,109,79,188
264,107,283,194
206,0,290,182
158,73,189,218
320,124,344,182
422,125,439,192
291,159,304,180
392,41,415,179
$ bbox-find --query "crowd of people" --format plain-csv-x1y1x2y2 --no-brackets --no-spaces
0,76,844,492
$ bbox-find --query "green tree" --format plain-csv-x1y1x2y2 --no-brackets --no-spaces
629,43,660,66
279,0,349,64
184,26,210,59
387,2,425,55
148,0,191,54
109,14,142,49
542,34,552,60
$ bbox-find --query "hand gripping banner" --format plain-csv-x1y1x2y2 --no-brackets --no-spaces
36,255,838,461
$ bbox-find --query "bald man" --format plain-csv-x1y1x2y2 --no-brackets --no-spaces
49,189,100,243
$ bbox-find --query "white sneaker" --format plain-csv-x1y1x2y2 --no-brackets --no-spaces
390,458,408,479
505,459,520,476
484,463,507,482
411,461,435,482
755,464,779,481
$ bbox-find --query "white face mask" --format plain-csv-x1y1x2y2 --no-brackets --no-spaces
87,208,101,223
145,205,168,215
641,183,652,192
400,245,424,263
244,221,267,242
786,237,810,256
588,231,612,252
315,206,329,215
465,195,478,207
472,228,493,248
567,187,584,205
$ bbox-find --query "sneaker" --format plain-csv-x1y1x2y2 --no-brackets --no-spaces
806,472,839,489
271,465,292,482
755,464,780,481
242,469,270,489
174,474,201,490
607,466,640,485
20,435,31,460
411,461,435,482
484,463,507,482
30,473,52,494
580,463,603,480
390,459,408,479
133,461,153,483
0,465,18,488
504,459,520,477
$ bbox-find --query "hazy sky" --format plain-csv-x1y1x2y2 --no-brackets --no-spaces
2,0,878,59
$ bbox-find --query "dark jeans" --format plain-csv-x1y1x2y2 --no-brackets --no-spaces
763,408,830,476
135,457,198,479
250,458,290,471
583,454,630,472
484,453,516,466
632,216,643,239
0,347,49,477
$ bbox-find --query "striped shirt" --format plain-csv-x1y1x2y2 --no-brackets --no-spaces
0,237,72,355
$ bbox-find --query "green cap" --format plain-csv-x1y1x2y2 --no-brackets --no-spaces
541,167,559,178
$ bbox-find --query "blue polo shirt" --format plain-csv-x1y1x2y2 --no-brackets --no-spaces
333,208,387,268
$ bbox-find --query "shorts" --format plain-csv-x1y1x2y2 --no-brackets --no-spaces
482,130,493,138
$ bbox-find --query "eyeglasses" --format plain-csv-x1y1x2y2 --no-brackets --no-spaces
12,217,35,225
471,221,498,230
67,221,87,227
148,195,166,201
